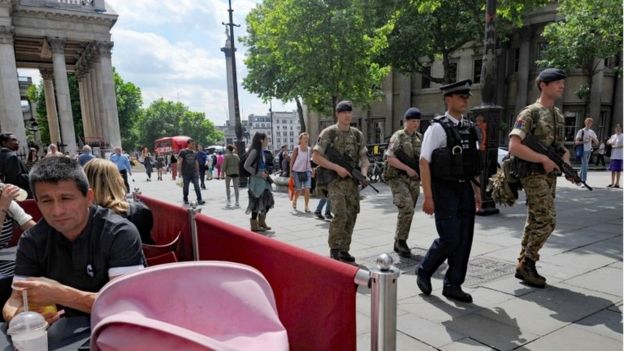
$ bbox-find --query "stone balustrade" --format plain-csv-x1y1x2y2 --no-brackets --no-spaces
19,0,106,11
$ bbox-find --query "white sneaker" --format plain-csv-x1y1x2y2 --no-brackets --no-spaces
226,201,231,207
235,202,239,207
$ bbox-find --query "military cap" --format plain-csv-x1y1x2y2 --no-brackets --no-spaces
403,107,421,120
537,68,567,83
335,100,353,113
440,79,473,96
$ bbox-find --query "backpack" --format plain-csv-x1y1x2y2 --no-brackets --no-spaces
239,150,257,177
488,158,522,207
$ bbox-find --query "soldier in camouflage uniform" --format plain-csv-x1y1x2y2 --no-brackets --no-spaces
312,101,369,263
508,68,573,288
384,107,422,258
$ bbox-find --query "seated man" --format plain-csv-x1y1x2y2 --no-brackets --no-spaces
2,157,145,325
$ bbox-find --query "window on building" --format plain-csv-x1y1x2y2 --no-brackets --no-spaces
447,62,457,81
290,138,294,143
277,131,281,136
421,66,431,89
563,110,580,142
473,59,482,84
289,120,293,124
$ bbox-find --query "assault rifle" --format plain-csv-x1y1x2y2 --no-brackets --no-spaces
326,147,379,193
523,134,592,191
394,149,420,178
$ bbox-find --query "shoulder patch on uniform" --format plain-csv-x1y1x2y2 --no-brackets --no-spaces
513,118,525,129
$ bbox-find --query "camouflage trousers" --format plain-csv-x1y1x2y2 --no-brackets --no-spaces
519,174,557,262
327,178,360,251
388,177,420,240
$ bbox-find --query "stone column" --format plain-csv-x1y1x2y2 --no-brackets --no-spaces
83,68,97,144
76,68,92,144
48,37,77,155
0,25,27,152
514,27,531,117
88,67,103,142
92,51,109,147
589,58,604,119
39,69,61,146
96,41,121,149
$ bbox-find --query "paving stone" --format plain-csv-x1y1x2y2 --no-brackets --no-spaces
397,313,466,348
479,276,536,297
518,323,622,351
357,331,437,351
564,266,623,296
573,308,622,342
440,337,497,351
398,294,480,324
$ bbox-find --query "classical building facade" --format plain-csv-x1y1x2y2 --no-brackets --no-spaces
305,4,622,149
271,111,300,151
0,0,120,156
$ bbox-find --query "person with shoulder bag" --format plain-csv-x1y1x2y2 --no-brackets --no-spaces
290,133,313,212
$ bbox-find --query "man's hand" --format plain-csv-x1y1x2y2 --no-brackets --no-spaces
336,166,351,179
13,277,63,307
541,156,560,174
422,196,435,215
474,189,482,212
405,168,419,179
0,184,20,209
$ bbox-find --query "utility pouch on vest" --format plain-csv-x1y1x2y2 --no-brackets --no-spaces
430,145,464,180
315,167,336,186
510,157,544,178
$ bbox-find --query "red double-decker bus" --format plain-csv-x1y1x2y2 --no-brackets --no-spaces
154,136,191,155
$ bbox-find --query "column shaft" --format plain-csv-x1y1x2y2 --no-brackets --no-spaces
96,41,121,149
40,69,61,145
48,38,77,155
514,28,531,117
0,26,27,152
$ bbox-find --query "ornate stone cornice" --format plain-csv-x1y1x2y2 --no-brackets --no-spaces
14,6,118,28
39,68,54,80
48,37,66,54
0,25,14,45
96,41,113,58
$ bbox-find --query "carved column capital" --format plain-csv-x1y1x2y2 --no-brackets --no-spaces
48,37,66,54
96,41,113,58
40,68,55,80
0,25,14,45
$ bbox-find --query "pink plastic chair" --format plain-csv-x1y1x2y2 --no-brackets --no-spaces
90,261,289,351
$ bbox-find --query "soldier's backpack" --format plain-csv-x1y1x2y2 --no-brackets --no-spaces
488,157,522,206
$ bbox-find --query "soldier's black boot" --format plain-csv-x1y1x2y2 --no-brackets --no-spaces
515,258,546,288
394,240,412,258
330,249,341,260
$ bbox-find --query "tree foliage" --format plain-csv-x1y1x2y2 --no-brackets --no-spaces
376,0,550,83
538,0,622,77
135,99,223,150
114,70,143,151
242,0,390,121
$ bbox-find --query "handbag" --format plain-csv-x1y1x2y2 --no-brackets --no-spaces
297,172,308,183
575,130,584,160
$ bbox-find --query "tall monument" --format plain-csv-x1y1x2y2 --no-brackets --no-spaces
220,29,237,142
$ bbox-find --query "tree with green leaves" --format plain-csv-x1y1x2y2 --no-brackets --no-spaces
538,0,622,116
242,0,390,124
135,99,223,150
114,70,143,151
376,0,550,84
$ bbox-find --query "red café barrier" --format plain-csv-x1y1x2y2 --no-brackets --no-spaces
194,214,360,351
137,195,193,261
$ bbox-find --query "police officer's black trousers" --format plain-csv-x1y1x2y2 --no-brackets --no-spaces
418,181,475,288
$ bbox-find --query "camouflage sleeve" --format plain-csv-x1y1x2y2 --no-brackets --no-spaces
313,128,331,156
509,108,534,140
385,131,400,158
358,130,368,158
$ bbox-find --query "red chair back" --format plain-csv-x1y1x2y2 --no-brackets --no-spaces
137,196,192,261
146,251,178,266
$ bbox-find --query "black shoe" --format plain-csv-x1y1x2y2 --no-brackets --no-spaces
393,240,412,258
197,200,206,205
416,272,432,296
325,213,333,220
442,287,473,303
201,185,206,189
183,199,189,205
330,249,355,263
315,212,325,220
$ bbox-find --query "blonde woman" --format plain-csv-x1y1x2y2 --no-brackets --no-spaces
84,159,154,244
290,132,313,212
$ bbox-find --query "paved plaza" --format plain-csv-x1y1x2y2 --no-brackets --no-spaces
132,169,622,351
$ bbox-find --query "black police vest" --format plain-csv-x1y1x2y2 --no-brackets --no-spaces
430,116,482,181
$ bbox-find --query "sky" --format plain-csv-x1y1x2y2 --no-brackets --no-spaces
19,0,295,126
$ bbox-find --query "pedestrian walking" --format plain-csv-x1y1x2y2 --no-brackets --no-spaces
416,79,481,303
290,132,313,212
178,140,205,205
143,151,154,181
575,117,598,184
170,153,178,180
595,139,606,167
78,145,95,166
223,144,240,207
607,124,623,188
156,152,165,181
508,68,576,288
110,147,132,193
197,146,207,189
384,107,422,258
244,133,274,232
312,100,369,263
216,151,225,179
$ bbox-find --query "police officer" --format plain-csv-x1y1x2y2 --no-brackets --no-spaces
508,68,572,288
384,107,422,258
312,101,369,262
416,79,481,303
